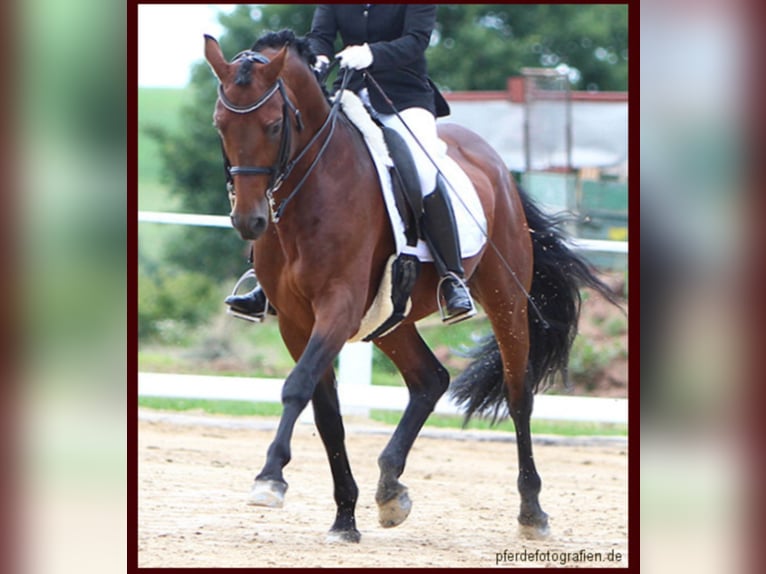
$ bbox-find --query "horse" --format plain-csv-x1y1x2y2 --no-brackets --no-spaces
204,30,620,542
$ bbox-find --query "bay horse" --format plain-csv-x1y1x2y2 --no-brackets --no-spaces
204,31,618,542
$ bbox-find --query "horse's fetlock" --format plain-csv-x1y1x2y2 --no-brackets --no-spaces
336,480,359,503
377,453,401,478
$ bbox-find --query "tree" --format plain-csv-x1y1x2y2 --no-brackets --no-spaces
429,5,627,91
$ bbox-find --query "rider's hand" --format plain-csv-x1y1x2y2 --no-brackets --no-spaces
312,54,330,75
336,44,373,70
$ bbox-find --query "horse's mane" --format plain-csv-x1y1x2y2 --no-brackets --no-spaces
245,29,330,99
251,29,317,67
234,30,316,86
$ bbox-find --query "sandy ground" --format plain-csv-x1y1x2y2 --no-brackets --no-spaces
138,410,628,568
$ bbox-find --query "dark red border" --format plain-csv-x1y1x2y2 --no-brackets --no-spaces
128,1,139,573
744,0,766,570
0,0,21,569
625,2,638,572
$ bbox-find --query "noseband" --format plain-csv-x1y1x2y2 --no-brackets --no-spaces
218,50,347,222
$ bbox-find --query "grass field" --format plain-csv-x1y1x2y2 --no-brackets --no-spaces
138,87,190,187
138,87,191,263
138,312,495,384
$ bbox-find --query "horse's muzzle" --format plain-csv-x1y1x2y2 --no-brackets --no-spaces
231,211,268,240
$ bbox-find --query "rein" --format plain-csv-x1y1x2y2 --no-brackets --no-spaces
218,52,350,222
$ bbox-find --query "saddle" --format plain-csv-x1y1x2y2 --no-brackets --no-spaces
354,127,422,341
379,126,422,249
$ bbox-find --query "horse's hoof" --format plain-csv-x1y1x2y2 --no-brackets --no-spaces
377,487,412,528
518,523,550,540
326,528,362,544
517,512,550,539
248,479,287,508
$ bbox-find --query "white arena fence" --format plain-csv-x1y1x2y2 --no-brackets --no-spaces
138,371,627,424
138,211,628,424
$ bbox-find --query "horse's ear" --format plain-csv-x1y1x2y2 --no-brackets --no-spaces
261,45,289,85
204,34,230,83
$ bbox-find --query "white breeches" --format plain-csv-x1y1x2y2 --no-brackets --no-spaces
377,107,441,197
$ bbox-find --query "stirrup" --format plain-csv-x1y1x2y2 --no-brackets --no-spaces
226,269,269,324
436,272,477,325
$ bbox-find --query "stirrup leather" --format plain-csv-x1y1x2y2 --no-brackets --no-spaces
436,272,477,325
226,269,269,323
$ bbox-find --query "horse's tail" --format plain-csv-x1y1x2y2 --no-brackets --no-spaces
449,188,621,424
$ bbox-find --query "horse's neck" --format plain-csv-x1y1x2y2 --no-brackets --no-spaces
278,115,382,235
285,66,331,131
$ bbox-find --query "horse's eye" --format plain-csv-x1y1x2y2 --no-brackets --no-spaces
266,119,283,139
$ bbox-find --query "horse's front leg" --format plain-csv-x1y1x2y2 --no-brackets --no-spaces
247,305,354,509
311,370,360,543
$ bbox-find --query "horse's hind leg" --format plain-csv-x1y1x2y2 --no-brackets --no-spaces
373,324,449,528
311,370,361,543
508,378,549,538
477,271,550,538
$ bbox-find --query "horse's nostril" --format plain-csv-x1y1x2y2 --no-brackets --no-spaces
231,212,268,240
252,216,267,236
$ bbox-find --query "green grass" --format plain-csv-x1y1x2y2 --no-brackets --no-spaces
138,312,297,378
138,87,191,265
138,311,494,388
138,180,182,212
138,397,627,436
372,410,626,436
139,396,283,417
138,87,190,128
138,87,190,185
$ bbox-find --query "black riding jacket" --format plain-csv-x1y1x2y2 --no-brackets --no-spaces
308,4,449,117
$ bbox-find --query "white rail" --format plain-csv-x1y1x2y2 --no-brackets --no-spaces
138,211,628,253
138,371,628,425
138,210,232,228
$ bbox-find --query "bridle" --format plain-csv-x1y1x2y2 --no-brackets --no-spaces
218,50,348,222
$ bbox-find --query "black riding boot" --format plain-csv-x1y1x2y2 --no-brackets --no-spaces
225,285,275,319
421,177,476,324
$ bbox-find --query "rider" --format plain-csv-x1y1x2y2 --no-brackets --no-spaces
225,4,476,324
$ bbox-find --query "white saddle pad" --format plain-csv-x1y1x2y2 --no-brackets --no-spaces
337,91,487,261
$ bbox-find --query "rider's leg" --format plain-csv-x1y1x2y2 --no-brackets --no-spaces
379,107,475,323
225,246,274,319
225,285,270,318
420,176,476,323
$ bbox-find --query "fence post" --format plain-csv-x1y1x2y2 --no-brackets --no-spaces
337,341,373,417
298,341,372,424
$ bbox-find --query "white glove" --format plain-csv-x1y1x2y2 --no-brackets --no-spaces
312,55,330,74
336,44,373,70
